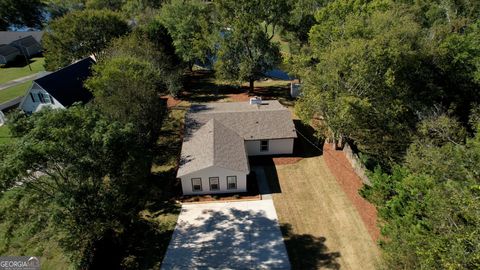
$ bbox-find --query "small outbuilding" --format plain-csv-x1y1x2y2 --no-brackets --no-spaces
19,57,95,113
0,45,20,64
178,98,297,195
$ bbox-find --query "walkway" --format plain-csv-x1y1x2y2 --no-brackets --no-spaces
0,71,48,91
252,166,272,200
161,200,290,269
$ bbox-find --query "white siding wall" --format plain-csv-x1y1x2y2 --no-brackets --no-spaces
245,138,294,156
20,83,64,113
180,166,248,195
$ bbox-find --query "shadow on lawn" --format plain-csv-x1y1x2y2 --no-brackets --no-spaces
180,70,294,104
0,55,42,68
281,224,341,270
161,204,340,269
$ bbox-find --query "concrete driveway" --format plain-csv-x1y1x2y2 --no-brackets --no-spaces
161,200,290,269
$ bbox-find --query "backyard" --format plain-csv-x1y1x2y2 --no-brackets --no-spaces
0,57,45,84
0,81,32,104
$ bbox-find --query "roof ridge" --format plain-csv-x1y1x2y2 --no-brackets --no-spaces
35,57,94,83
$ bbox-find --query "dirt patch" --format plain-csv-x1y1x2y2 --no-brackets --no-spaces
161,95,182,108
322,143,380,242
272,156,303,165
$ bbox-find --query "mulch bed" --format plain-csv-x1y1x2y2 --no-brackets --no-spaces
272,157,303,165
322,143,380,242
161,95,183,108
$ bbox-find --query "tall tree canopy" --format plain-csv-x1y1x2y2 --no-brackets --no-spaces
0,0,45,30
295,0,480,166
214,0,286,91
0,106,151,267
43,9,129,70
159,0,216,68
363,114,480,269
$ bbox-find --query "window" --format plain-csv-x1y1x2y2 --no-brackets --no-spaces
30,93,36,102
260,140,269,152
227,176,237,190
209,177,219,191
38,93,45,104
191,178,202,192
49,95,55,104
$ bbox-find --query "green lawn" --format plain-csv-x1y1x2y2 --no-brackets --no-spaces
0,80,32,104
0,125,13,145
0,57,45,84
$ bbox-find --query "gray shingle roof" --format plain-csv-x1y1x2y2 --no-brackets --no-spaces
187,100,297,140
177,100,297,177
0,44,19,56
177,119,249,177
0,31,44,45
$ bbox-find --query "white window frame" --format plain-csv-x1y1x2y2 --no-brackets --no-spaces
191,178,202,192
260,140,269,152
209,177,220,191
227,176,237,190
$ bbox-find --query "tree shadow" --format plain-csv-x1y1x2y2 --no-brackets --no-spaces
161,205,340,269
0,54,41,68
281,224,341,270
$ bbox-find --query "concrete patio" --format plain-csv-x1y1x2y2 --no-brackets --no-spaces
161,200,290,269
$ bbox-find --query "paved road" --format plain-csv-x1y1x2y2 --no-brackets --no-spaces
0,71,48,91
162,200,290,269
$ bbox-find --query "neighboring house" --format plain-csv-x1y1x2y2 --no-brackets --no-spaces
0,45,20,64
19,57,95,113
10,35,42,58
178,98,297,195
0,31,44,60
0,31,44,45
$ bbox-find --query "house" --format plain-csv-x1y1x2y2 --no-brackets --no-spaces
19,57,95,113
0,45,20,64
0,31,44,59
177,98,297,195
0,31,44,45
10,35,42,58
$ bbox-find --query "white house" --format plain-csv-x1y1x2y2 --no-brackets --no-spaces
19,57,94,113
177,98,297,195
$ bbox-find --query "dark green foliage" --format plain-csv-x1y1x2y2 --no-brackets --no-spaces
0,0,45,30
364,115,480,269
214,0,286,91
43,9,129,70
85,56,166,146
0,106,151,267
295,0,480,165
159,0,217,67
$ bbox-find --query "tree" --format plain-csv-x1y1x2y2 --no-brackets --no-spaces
85,56,166,145
43,9,129,70
0,106,151,267
0,0,45,30
294,0,480,165
214,0,287,92
159,0,216,69
363,114,480,269
43,0,86,19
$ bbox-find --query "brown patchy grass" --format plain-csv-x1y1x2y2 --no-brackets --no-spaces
269,157,381,270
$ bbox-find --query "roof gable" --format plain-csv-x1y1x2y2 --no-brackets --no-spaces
0,45,20,56
187,101,297,140
34,58,95,107
177,119,249,177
